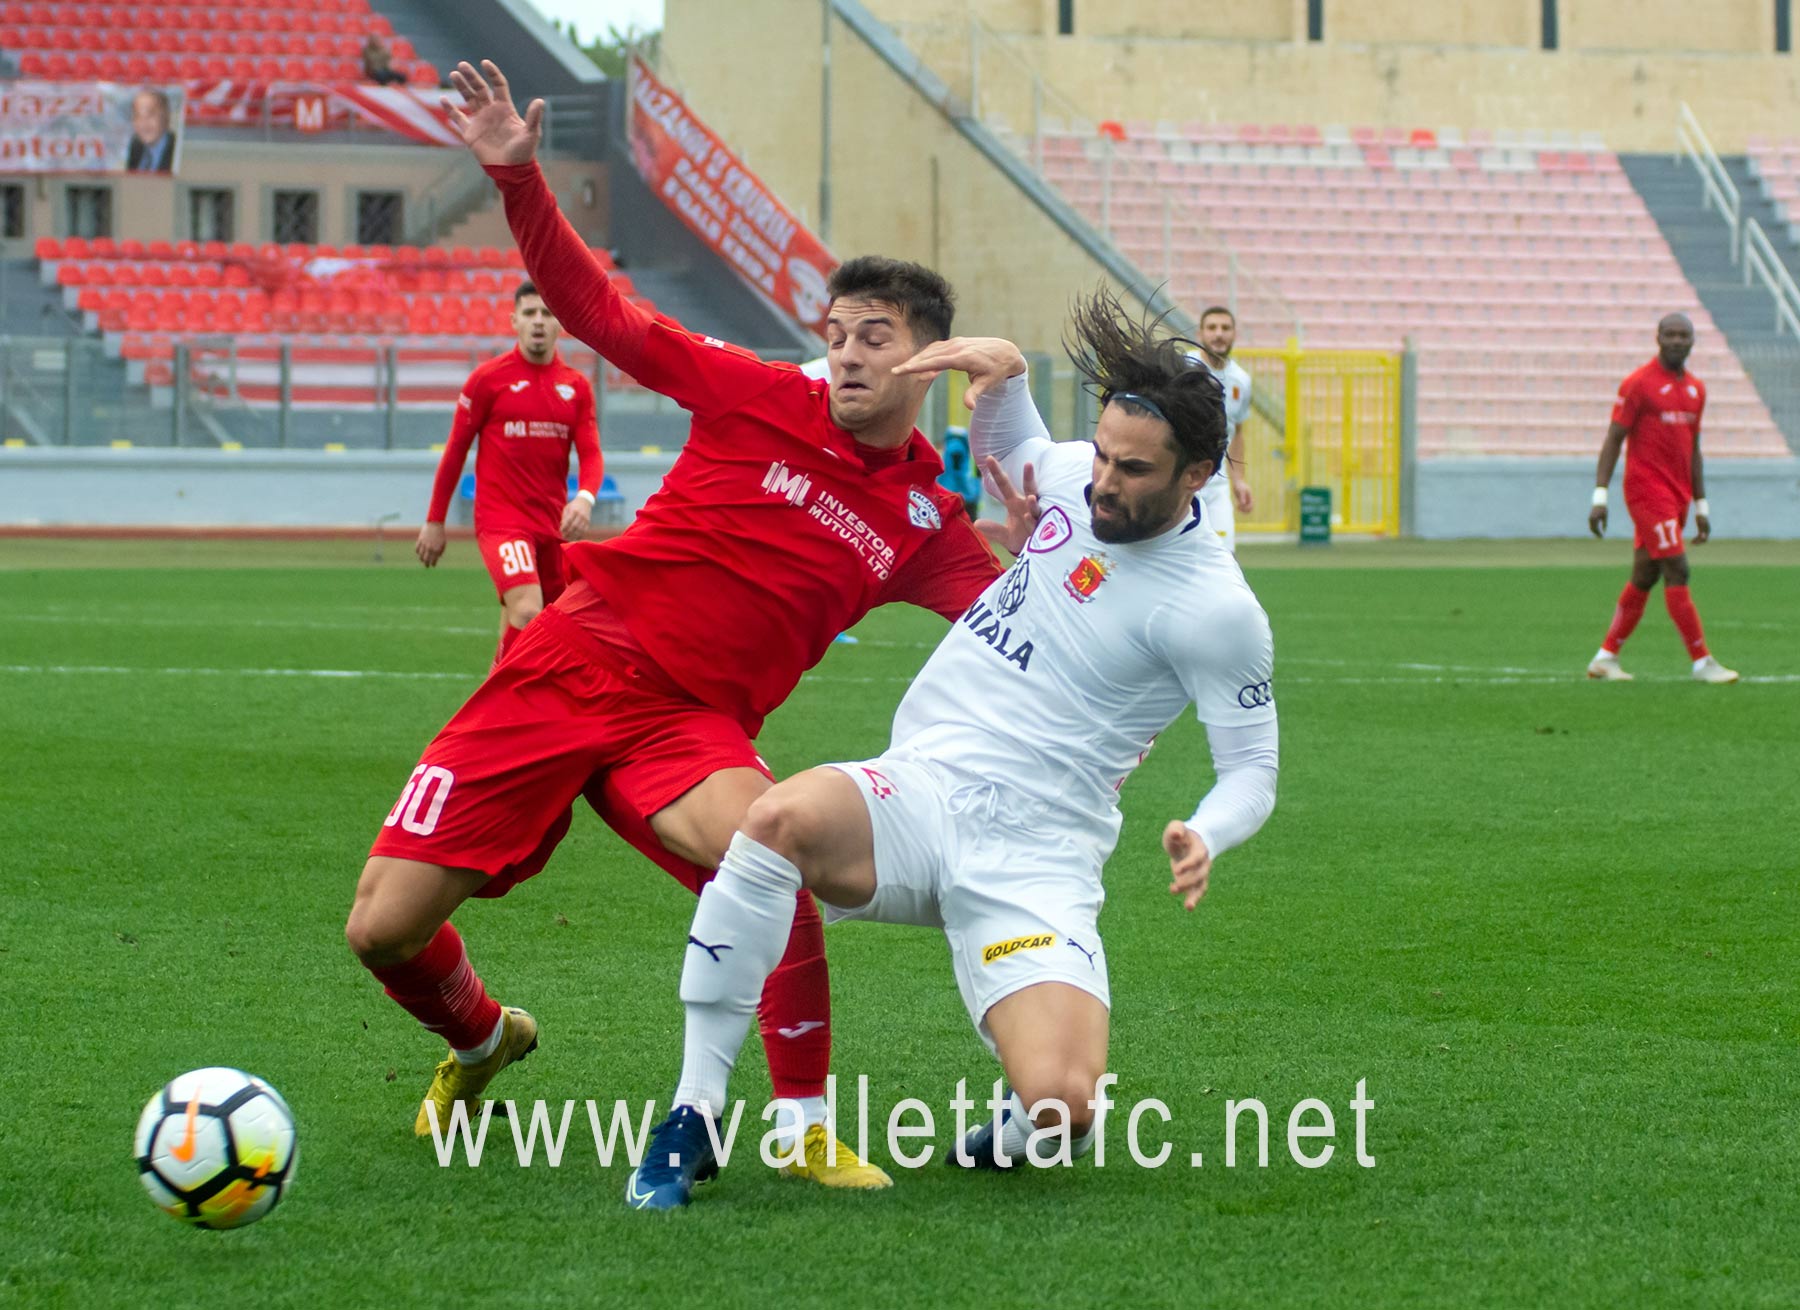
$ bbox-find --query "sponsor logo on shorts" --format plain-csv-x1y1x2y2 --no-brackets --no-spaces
1064,554,1111,603
981,933,1056,965
1026,506,1073,554
995,558,1030,617
861,767,897,799
1066,937,1099,969
1237,680,1273,709
908,487,942,531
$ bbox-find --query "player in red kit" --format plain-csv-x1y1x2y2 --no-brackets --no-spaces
1586,313,1738,684
416,281,602,666
343,60,1021,1187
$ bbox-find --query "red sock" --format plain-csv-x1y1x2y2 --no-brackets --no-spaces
757,891,831,1101
1601,582,1650,654
1664,585,1709,659
493,622,524,669
368,923,502,1052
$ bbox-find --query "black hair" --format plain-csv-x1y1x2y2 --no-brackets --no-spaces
826,256,955,345
514,281,541,304
1065,286,1227,475
1199,305,1235,326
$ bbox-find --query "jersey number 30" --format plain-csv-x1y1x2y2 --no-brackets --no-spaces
497,539,535,577
384,764,455,835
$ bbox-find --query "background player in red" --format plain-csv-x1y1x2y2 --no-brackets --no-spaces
1586,313,1738,684
416,281,602,665
344,59,1021,1187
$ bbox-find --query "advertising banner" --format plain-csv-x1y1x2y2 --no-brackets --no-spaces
626,56,836,337
0,82,187,173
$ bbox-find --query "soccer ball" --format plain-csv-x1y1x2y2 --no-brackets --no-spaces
134,1067,297,1229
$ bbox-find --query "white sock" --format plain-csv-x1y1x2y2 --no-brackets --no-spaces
997,1090,1033,1160
775,1095,828,1149
452,1013,504,1065
673,833,802,1114
1693,656,1710,672
1594,647,1615,663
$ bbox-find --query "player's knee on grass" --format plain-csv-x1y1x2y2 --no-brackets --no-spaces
503,593,543,629
738,784,832,885
345,859,448,967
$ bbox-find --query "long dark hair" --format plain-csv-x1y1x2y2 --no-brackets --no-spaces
1065,286,1227,475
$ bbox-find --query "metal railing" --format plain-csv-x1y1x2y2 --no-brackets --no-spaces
897,13,1301,344
1742,218,1800,340
1675,100,1741,260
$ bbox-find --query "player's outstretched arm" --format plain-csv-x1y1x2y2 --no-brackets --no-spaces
442,60,543,167
894,336,1027,407
973,455,1040,555
1590,422,1627,538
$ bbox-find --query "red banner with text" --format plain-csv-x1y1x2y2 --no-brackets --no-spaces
626,57,836,338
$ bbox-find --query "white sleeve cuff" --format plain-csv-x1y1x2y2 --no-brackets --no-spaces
574,489,596,505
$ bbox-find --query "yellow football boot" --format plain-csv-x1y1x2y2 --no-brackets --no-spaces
413,1007,539,1137
782,1122,894,1189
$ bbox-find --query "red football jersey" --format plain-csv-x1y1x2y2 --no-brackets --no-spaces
489,161,1001,734
1612,358,1704,509
426,347,602,536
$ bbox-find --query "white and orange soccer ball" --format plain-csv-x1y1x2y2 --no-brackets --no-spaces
134,1067,297,1229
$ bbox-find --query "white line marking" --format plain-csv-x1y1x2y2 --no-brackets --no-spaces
6,613,494,637
0,664,474,681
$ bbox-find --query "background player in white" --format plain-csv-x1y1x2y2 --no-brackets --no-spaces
1193,305,1254,552
627,290,1280,1208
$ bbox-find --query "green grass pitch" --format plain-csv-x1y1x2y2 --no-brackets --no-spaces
2,538,1796,1308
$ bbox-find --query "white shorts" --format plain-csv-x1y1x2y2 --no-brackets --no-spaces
1198,476,1236,553
824,753,1111,1054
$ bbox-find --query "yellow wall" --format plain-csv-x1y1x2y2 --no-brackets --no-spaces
661,0,1147,360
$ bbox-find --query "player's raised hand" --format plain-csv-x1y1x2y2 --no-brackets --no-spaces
416,521,447,568
973,456,1040,555
560,496,592,542
893,336,1026,407
1163,820,1212,911
1588,503,1607,538
443,60,543,167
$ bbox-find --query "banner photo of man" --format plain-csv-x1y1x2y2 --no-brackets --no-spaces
0,83,187,174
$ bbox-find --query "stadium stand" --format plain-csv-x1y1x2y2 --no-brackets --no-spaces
0,0,440,88
1745,137,1800,244
1035,124,1790,459
34,238,649,411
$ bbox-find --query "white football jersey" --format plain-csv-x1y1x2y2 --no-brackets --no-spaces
889,437,1275,850
1193,353,1251,485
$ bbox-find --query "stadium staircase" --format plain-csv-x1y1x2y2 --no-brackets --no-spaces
1623,154,1800,454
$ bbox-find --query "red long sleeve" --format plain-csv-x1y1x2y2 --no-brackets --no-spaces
572,376,602,494
425,378,486,523
486,162,654,375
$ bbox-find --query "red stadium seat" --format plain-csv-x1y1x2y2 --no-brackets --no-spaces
62,235,90,258
34,236,62,260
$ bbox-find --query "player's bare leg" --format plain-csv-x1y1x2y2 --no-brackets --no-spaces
956,984,1111,1169
630,770,886,1209
346,858,540,1135
495,582,543,665
648,767,772,868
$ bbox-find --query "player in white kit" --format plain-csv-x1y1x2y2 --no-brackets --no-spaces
1193,306,1254,552
626,290,1279,1209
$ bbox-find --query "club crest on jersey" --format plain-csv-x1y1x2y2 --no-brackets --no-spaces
1026,506,1073,554
555,383,576,401
907,487,942,531
1063,554,1111,603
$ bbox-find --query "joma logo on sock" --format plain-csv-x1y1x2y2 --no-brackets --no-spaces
981,933,1056,965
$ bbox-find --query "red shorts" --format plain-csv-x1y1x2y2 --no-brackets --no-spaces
1630,502,1688,559
476,530,567,603
368,602,770,898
